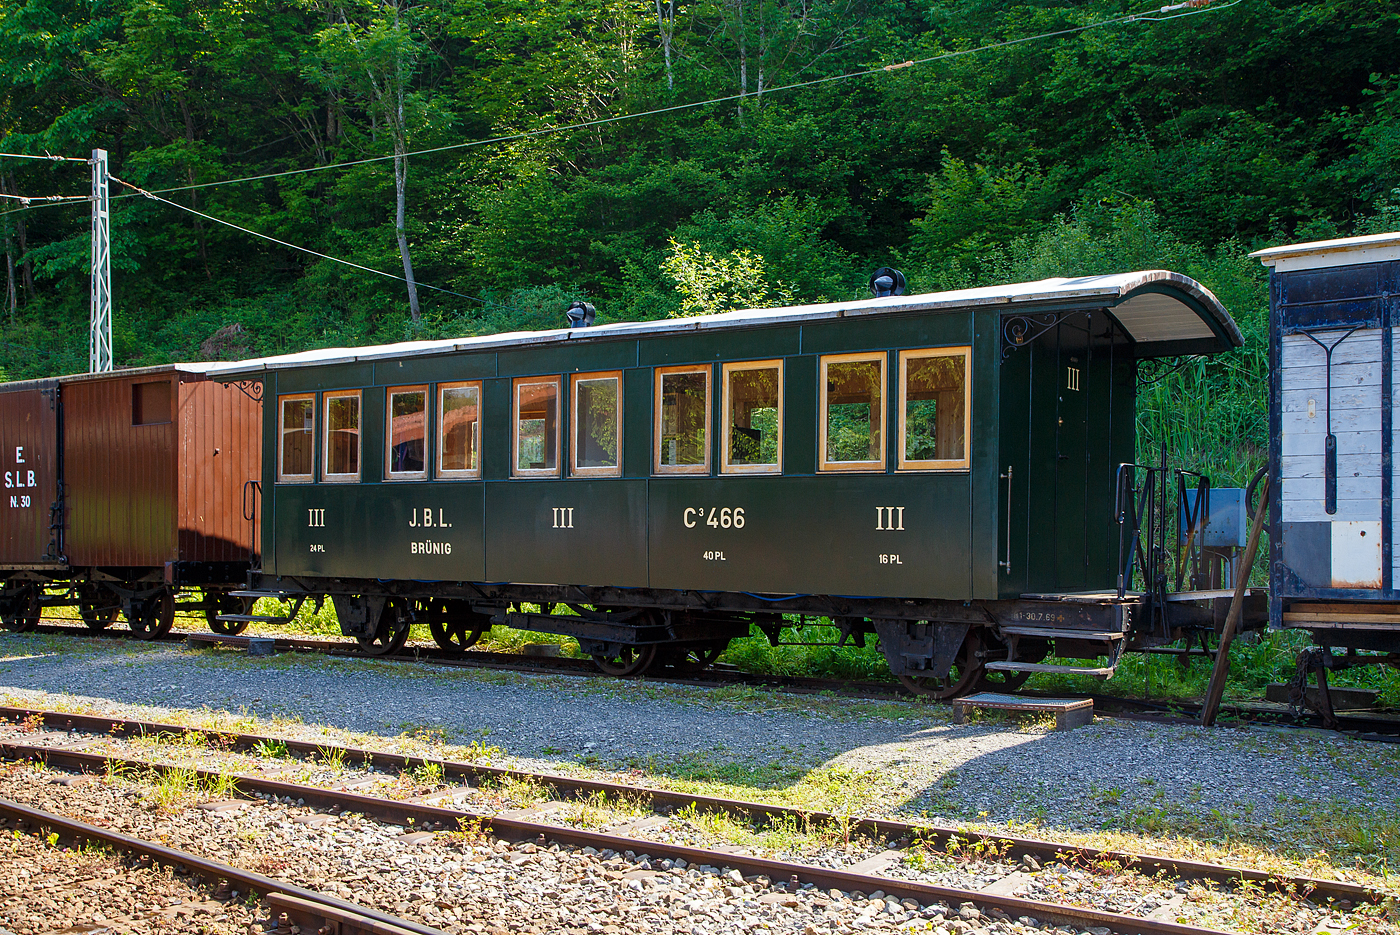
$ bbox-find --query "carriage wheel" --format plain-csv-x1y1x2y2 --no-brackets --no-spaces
78,584,121,631
423,599,485,656
127,589,175,641
896,631,986,700
659,641,727,672
1,586,41,633
591,644,658,677
356,598,412,656
205,592,251,636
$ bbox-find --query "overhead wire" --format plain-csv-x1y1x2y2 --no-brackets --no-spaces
121,0,1240,199
0,152,89,163
109,174,510,310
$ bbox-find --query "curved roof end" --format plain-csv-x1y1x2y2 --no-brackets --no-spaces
1107,270,1243,358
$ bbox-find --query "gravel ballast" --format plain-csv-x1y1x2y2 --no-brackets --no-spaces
1,631,1397,894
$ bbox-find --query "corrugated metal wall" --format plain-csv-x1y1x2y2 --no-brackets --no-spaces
65,373,179,566
176,379,261,561
0,384,60,564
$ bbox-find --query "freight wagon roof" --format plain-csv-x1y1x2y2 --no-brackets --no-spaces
0,362,217,393
1251,230,1400,272
205,269,1241,377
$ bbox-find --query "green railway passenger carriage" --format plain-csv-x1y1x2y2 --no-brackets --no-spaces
212,271,1247,698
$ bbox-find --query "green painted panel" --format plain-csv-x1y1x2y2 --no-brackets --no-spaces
647,475,971,597
269,482,485,580
261,396,277,566
379,353,496,385
969,311,1000,598
497,340,636,377
482,378,511,480
800,313,974,355
783,356,817,475
484,480,648,586
638,327,799,367
623,368,651,479
275,363,374,393
361,386,384,485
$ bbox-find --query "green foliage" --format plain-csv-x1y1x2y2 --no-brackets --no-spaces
661,238,794,317
0,0,1391,379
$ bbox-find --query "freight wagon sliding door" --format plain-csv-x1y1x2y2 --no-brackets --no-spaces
997,311,1135,598
0,383,61,565
1271,260,1392,599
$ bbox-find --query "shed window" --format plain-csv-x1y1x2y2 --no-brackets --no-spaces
572,372,620,476
899,347,970,470
324,391,361,481
820,353,885,471
278,394,314,482
437,382,481,478
655,366,709,474
132,381,171,426
721,361,782,474
386,386,427,479
514,377,560,476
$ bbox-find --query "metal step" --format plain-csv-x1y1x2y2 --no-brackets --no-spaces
215,614,289,624
1000,627,1124,641
229,590,297,598
984,661,1117,677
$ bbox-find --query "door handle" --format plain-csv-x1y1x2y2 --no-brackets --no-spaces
999,465,1013,573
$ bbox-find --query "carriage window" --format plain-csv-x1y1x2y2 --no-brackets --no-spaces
655,366,710,474
437,382,481,478
324,391,361,481
386,386,427,479
820,353,885,471
572,372,621,477
721,360,782,474
514,377,560,476
278,394,314,482
899,347,970,470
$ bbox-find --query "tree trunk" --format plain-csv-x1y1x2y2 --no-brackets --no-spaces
4,226,15,322
737,0,747,121
392,41,420,322
2,175,32,301
655,0,673,90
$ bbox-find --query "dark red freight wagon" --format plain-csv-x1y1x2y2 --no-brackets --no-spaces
0,365,261,637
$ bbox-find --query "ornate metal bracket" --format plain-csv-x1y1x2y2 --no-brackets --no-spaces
226,379,264,403
1001,312,1077,359
1136,356,1199,388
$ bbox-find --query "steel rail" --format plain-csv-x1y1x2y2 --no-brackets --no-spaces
0,794,445,935
1,712,1387,909
0,741,1236,935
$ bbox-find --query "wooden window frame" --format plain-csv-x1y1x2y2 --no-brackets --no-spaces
818,351,886,472
512,376,562,478
322,389,362,483
277,393,315,484
570,371,622,478
436,381,482,480
720,359,784,475
654,365,711,475
384,384,429,481
898,346,972,472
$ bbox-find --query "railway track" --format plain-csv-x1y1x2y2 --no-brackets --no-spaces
16,619,1400,738
0,742,1255,935
0,703,1387,920
0,794,445,935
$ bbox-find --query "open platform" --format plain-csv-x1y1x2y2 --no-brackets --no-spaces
951,692,1094,730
